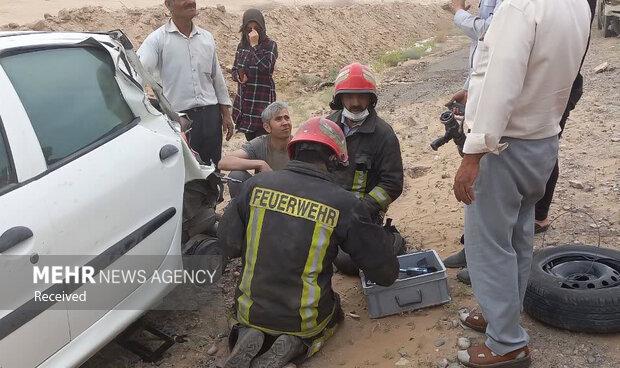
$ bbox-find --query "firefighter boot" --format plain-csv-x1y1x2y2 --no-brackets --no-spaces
224,327,265,368
250,334,305,368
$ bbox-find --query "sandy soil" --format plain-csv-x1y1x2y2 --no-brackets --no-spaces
2,1,618,368
0,0,444,25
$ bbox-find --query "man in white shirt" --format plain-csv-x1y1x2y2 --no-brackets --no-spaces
447,0,503,107
443,0,503,285
452,0,591,367
138,0,234,166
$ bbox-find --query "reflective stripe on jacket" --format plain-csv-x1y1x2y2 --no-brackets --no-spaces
218,161,399,337
328,110,404,216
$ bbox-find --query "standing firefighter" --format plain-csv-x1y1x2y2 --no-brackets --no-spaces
326,62,405,275
218,117,399,368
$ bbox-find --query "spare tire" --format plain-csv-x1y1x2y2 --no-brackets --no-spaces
524,244,620,333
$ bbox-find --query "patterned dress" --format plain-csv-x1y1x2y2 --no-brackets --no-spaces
231,38,278,133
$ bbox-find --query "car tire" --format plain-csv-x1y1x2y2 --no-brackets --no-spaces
524,244,620,333
184,234,226,276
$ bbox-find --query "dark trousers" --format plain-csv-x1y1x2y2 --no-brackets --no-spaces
184,105,222,166
244,127,268,142
535,159,559,221
533,72,583,221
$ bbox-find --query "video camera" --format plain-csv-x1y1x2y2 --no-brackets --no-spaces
430,101,466,156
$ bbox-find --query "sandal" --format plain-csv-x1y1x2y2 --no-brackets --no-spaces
458,344,531,368
459,309,487,333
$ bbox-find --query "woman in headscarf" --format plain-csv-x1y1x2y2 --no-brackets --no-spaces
232,8,279,141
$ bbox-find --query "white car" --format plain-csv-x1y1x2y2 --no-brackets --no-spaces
0,31,214,367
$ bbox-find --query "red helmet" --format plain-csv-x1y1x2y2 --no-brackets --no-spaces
287,117,348,165
330,62,378,110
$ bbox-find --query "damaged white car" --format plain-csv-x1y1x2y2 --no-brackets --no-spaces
0,31,220,367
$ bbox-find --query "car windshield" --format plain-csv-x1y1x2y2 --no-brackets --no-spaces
0,46,135,165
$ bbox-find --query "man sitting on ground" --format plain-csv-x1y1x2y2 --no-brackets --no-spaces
218,101,292,197
218,117,399,368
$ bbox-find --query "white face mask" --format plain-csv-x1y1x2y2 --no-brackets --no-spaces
342,107,369,122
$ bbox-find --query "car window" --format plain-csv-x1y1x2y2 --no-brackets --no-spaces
0,47,135,165
0,127,15,190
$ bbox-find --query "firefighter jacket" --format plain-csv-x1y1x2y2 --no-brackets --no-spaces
218,160,399,339
327,109,404,217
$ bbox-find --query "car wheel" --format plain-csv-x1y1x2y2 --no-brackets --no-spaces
184,234,226,276
524,244,620,333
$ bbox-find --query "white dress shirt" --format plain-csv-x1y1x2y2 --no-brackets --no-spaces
463,0,591,154
453,0,503,90
137,19,232,112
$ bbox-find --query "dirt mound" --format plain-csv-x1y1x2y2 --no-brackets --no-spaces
1,3,452,89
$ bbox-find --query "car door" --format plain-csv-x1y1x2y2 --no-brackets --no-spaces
0,43,185,341
0,77,71,366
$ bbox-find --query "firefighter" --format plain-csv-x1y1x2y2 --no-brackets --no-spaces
218,117,399,368
326,62,405,275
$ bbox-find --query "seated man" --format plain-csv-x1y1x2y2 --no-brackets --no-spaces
218,117,399,368
218,101,292,197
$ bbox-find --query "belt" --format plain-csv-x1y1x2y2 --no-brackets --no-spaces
182,105,211,114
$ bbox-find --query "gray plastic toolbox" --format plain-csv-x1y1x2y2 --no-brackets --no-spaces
360,250,451,318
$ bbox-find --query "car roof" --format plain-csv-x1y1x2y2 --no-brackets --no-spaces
0,31,116,53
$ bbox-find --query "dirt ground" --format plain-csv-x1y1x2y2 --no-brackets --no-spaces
0,0,444,25
3,1,619,367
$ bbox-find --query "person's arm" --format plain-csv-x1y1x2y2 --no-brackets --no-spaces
211,50,232,106
340,202,399,286
462,1,535,155
364,131,404,215
206,41,234,140
218,149,271,172
453,1,504,41
217,183,252,259
231,47,249,83
136,31,161,84
244,41,278,75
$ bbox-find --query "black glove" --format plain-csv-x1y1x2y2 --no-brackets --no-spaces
384,218,406,256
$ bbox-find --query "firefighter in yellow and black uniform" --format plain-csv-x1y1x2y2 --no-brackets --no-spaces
327,62,405,275
218,117,399,368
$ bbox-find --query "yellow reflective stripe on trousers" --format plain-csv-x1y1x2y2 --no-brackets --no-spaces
351,170,368,199
368,186,392,211
299,222,333,332
307,324,337,357
241,306,336,339
237,206,266,323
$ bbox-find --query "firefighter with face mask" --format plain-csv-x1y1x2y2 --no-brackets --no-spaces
218,117,399,368
327,63,406,275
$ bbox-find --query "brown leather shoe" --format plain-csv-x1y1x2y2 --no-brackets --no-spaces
458,344,531,368
459,309,487,333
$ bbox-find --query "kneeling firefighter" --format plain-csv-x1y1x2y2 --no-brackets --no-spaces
218,117,400,368
327,62,406,275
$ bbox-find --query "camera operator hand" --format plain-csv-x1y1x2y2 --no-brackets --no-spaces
446,89,468,108
449,0,471,14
